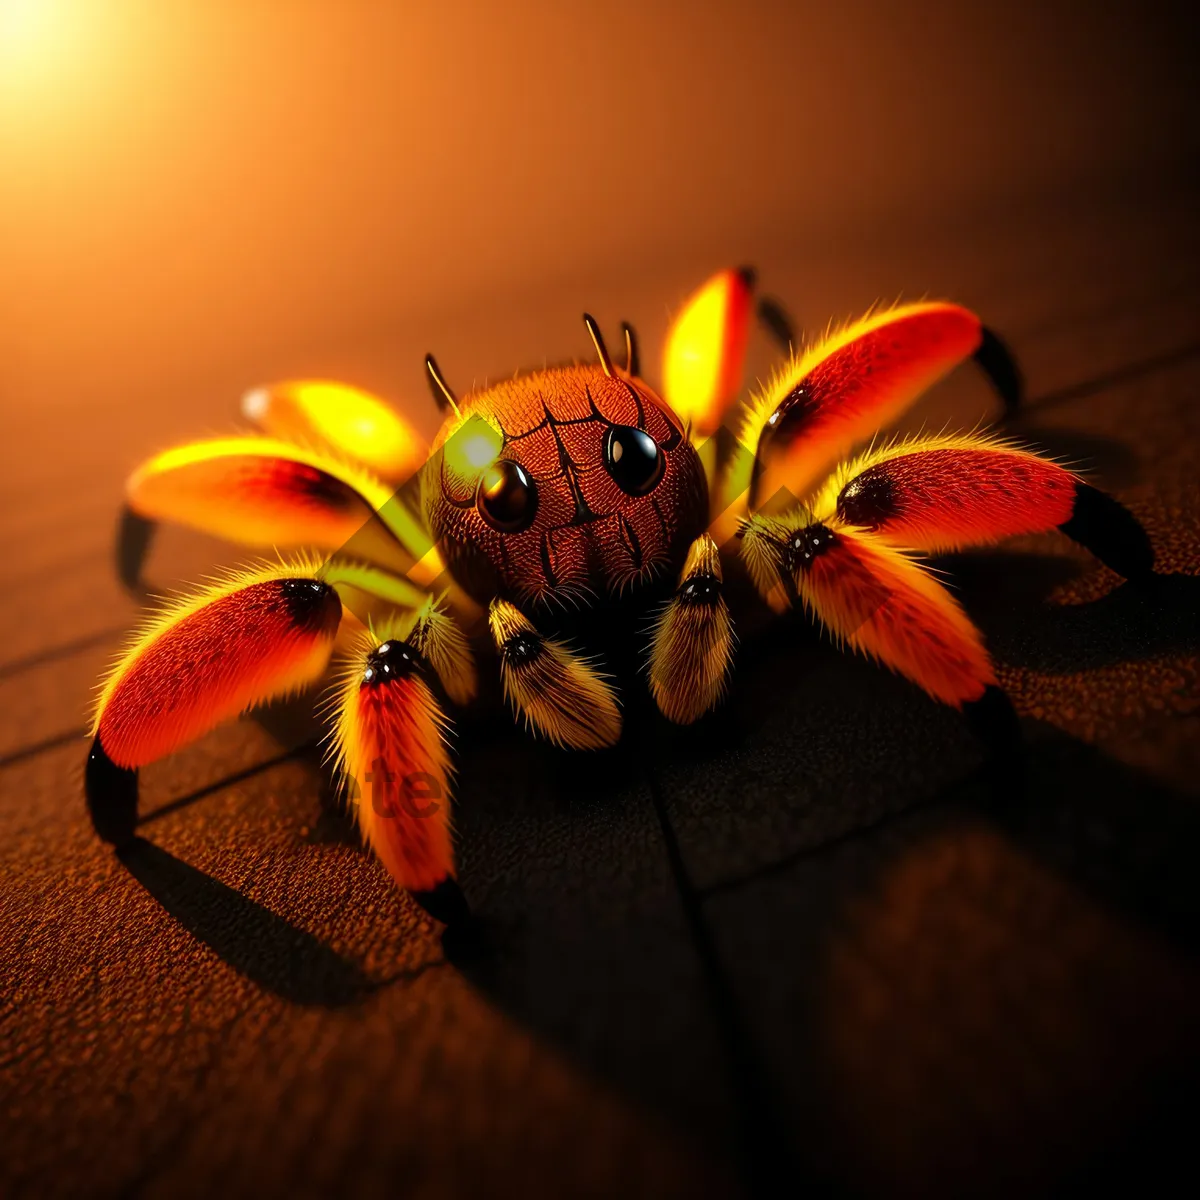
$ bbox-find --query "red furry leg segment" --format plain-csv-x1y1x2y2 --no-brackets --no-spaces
740,511,1018,753
720,304,1019,528
489,600,622,749
811,432,1154,579
86,561,343,843
328,626,467,926
649,534,734,724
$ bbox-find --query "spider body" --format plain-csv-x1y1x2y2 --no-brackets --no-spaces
86,268,1155,925
424,365,707,607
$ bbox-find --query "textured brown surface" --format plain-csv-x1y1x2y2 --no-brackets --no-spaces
3,179,1200,1198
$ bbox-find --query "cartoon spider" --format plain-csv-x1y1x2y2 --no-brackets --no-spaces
86,268,1154,926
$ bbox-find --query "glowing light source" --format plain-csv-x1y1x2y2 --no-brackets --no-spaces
0,0,51,53
0,0,75,86
443,414,503,477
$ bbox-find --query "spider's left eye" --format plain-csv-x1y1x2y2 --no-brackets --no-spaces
477,459,538,532
603,426,664,496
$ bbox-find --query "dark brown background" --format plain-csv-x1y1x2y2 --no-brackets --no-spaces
2,2,1199,1197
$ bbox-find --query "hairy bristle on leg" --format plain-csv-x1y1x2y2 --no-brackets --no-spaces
327,626,462,919
488,599,621,750
811,432,1079,552
92,561,342,770
740,513,996,709
401,597,478,706
718,303,992,537
649,534,734,724
86,560,343,841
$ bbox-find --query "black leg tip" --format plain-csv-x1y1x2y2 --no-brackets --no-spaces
963,684,1022,758
962,686,1027,804
441,913,490,965
85,737,139,845
974,326,1023,415
756,296,795,352
1060,482,1155,581
411,877,471,928
115,506,156,595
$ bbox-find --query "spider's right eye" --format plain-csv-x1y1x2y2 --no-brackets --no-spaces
603,425,664,496
476,459,538,532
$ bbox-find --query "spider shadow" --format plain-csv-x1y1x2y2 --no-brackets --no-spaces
443,649,1200,1197
90,555,1198,1191
112,836,373,1006
1002,422,1143,488
941,552,1200,671
439,525,1200,1183
989,722,1200,952
692,729,1200,1198
93,730,448,1010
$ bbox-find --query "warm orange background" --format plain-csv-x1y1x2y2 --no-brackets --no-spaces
2,1,1195,437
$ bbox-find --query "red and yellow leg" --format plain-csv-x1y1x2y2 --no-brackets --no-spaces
739,510,1016,748
117,433,480,618
810,432,1154,578
488,600,622,750
326,623,467,925
716,303,1020,535
86,557,344,840
648,534,734,725
119,436,433,586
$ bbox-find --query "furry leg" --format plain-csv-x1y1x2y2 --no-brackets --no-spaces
327,623,467,925
648,534,734,724
488,600,621,749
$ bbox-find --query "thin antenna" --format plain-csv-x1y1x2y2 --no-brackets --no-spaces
620,321,640,377
582,313,613,377
425,353,461,418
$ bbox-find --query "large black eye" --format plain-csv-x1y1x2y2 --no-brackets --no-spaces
476,459,537,532
603,426,664,496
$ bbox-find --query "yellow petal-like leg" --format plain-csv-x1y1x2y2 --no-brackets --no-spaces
242,379,428,483
86,557,343,841
125,436,430,574
327,624,467,925
662,267,755,443
649,534,734,724
488,600,621,750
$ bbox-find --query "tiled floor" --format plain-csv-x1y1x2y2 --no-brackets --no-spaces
3,178,1199,1197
